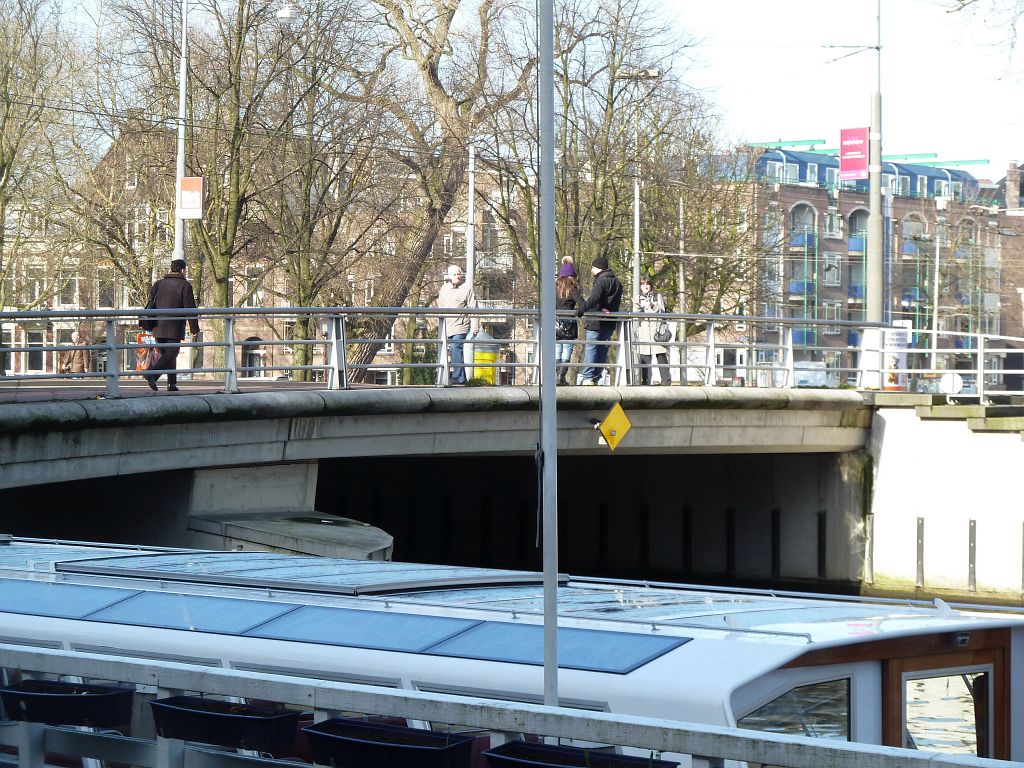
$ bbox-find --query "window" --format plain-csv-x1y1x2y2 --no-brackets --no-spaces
952,181,963,200
737,678,849,740
26,330,45,371
2,268,16,306
736,207,749,234
240,266,264,308
806,163,818,184
917,176,927,198
125,154,138,190
901,666,994,757
765,161,782,182
849,210,869,236
823,254,842,287
1,327,12,374
822,300,842,334
57,270,78,306
898,176,910,196
934,179,950,198
97,268,116,308
25,266,45,304
823,211,842,237
381,322,396,354
156,209,171,244
825,167,839,189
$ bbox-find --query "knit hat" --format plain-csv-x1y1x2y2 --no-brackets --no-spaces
559,261,577,277
592,256,609,270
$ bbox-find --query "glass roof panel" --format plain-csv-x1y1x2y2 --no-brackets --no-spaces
87,591,295,633
0,578,136,618
62,553,539,593
427,622,689,673
247,605,480,652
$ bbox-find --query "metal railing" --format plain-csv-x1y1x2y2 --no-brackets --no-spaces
0,642,1000,768
1,306,1023,400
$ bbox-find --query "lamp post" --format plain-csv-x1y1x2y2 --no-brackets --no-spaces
866,0,883,323
617,68,661,308
170,0,188,263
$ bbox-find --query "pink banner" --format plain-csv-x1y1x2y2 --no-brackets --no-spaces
839,127,869,181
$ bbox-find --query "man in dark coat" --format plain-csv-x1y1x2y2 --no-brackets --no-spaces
145,259,200,392
576,256,623,385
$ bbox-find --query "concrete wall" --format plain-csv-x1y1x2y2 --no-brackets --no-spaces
868,407,1024,601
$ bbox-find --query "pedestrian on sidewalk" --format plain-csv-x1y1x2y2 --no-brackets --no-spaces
437,264,478,385
144,259,200,392
576,256,623,385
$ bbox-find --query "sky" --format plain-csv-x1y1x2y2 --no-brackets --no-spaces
667,0,1023,183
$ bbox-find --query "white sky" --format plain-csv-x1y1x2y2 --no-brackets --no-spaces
667,0,1022,183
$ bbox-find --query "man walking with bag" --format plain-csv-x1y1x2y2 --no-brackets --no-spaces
144,259,200,392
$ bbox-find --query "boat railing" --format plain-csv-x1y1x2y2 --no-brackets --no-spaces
2,306,1023,400
0,642,999,768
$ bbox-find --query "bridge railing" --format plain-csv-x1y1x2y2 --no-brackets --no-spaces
1,307,1022,399
0,642,999,768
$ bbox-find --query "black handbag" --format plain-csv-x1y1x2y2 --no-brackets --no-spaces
653,320,672,343
139,298,157,331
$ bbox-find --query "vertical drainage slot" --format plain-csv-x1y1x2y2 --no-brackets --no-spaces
968,518,977,592
916,516,925,589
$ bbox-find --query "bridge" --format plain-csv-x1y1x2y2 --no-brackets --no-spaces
4,307,1024,603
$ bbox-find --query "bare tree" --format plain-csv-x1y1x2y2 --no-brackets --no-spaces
342,0,537,379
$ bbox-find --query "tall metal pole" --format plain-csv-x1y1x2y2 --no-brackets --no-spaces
866,0,883,322
931,236,941,370
465,141,476,378
171,0,188,263
466,141,476,287
538,0,559,709
632,173,641,308
677,195,685,314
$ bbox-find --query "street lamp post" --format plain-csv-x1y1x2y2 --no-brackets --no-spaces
617,68,661,308
170,0,188,263
866,0,883,323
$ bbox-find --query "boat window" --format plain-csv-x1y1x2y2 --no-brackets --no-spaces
737,678,849,740
903,668,991,757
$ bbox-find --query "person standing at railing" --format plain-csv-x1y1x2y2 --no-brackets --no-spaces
59,330,91,375
576,256,623,385
555,256,582,385
437,264,478,385
635,277,671,385
143,259,200,392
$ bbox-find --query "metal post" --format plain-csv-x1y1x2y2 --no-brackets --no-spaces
784,326,795,387
223,316,238,393
977,332,986,402
104,318,120,398
931,237,941,371
619,318,632,386
538,0,559,708
437,317,448,387
171,0,188,263
327,315,344,390
633,173,641,309
466,141,476,380
705,321,717,386
866,1,883,323
677,196,686,384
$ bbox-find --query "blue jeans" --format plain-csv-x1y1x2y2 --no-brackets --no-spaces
555,341,574,363
448,333,467,383
582,326,614,382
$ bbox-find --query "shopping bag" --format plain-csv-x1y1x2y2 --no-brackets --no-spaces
135,332,160,372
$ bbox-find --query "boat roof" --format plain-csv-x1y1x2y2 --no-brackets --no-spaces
0,538,1020,663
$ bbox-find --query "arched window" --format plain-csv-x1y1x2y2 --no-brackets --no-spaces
901,216,926,240
849,210,869,235
790,204,815,233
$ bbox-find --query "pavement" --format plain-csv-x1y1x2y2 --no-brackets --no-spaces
0,377,356,405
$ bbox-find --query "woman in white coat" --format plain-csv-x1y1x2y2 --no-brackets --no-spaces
635,277,672,385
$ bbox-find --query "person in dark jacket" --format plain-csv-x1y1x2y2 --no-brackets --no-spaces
144,259,200,392
555,256,583,385
576,256,623,385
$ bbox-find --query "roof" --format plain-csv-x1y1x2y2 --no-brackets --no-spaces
2,538,1019,650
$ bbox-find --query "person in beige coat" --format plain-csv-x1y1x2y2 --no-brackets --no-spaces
634,277,671,385
59,331,91,374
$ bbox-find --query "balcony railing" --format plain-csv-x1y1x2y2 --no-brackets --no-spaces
1,306,1022,399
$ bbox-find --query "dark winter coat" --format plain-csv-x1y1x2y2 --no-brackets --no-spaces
147,272,200,340
576,268,623,332
556,277,583,340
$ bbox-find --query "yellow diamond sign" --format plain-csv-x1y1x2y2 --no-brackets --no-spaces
599,402,631,451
